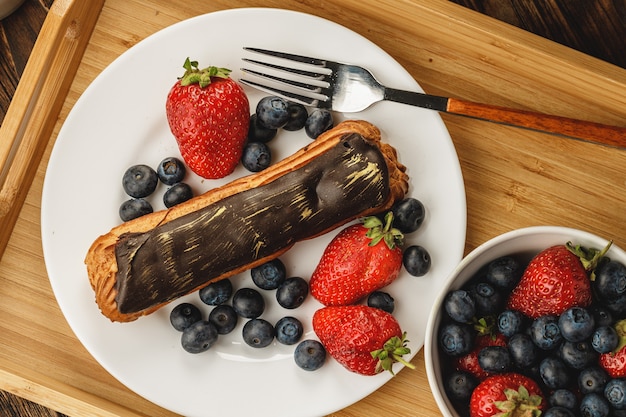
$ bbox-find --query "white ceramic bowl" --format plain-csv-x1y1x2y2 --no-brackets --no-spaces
424,225,625,417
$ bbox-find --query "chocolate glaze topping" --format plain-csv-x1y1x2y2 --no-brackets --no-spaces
114,133,391,314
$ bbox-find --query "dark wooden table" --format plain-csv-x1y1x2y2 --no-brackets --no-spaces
0,0,624,415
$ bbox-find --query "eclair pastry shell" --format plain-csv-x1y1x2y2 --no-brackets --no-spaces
85,120,408,322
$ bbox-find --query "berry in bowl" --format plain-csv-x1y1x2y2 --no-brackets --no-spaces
424,226,626,417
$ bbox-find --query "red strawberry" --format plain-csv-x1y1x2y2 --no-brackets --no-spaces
506,243,607,318
456,328,508,381
312,305,414,375
166,58,249,179
599,319,626,378
469,373,544,417
309,213,403,306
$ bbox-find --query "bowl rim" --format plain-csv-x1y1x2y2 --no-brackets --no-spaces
423,225,623,417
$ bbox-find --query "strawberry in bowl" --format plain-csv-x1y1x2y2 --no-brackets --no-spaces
424,226,626,417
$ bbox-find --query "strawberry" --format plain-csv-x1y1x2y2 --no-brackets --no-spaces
456,320,508,380
506,242,608,318
312,305,414,375
599,319,626,378
309,213,403,306
166,58,249,179
469,373,544,417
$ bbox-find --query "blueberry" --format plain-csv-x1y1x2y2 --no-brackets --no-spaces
444,290,475,323
119,198,153,221
469,282,503,315
591,326,618,353
367,291,395,314
275,316,304,345
241,141,271,172
578,366,610,395
208,304,238,335
478,346,511,373
391,198,425,233
559,306,595,342
251,258,286,290
181,320,218,353
403,245,431,277
283,102,308,131
232,288,265,318
248,113,277,143
439,322,474,357
590,305,614,327
170,302,203,331
294,339,326,371
604,378,626,410
444,370,478,403
122,164,158,198
549,389,578,410
485,256,522,290
497,310,526,337
156,157,186,185
580,392,610,417
242,318,275,348
276,277,308,309
163,182,193,208
304,108,333,139
539,356,571,390
603,293,626,316
543,407,576,417
594,260,626,300
559,341,597,370
508,333,538,368
199,279,233,306
530,315,563,350
256,96,289,129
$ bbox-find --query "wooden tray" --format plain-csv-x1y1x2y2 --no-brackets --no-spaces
1,0,625,416
0,0,104,258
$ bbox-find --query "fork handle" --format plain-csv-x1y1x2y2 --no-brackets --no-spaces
384,88,626,148
447,97,626,147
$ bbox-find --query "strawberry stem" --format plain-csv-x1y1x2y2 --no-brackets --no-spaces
371,332,416,375
612,319,626,354
473,316,496,338
364,212,404,249
178,57,231,88
493,385,543,416
566,240,613,281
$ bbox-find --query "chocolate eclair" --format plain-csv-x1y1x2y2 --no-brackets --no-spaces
85,120,409,322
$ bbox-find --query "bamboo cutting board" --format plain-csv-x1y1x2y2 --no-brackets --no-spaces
1,0,626,416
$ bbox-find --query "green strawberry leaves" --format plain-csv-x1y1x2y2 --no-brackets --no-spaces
179,57,231,88
371,331,416,375
493,385,543,417
566,240,613,281
364,212,404,250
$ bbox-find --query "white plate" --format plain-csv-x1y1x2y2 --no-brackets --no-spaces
41,8,466,417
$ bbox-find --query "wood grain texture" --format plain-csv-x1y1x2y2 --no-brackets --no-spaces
450,0,626,69
0,0,104,263
0,391,65,417
0,0,53,124
0,0,625,416
2,0,626,123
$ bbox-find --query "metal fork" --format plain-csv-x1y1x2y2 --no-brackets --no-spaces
240,47,626,148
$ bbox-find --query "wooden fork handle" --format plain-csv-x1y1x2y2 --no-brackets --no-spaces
446,97,626,148
384,88,625,147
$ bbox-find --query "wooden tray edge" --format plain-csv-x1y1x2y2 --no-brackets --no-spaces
0,0,105,259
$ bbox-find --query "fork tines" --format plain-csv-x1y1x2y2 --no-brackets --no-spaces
240,47,333,108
